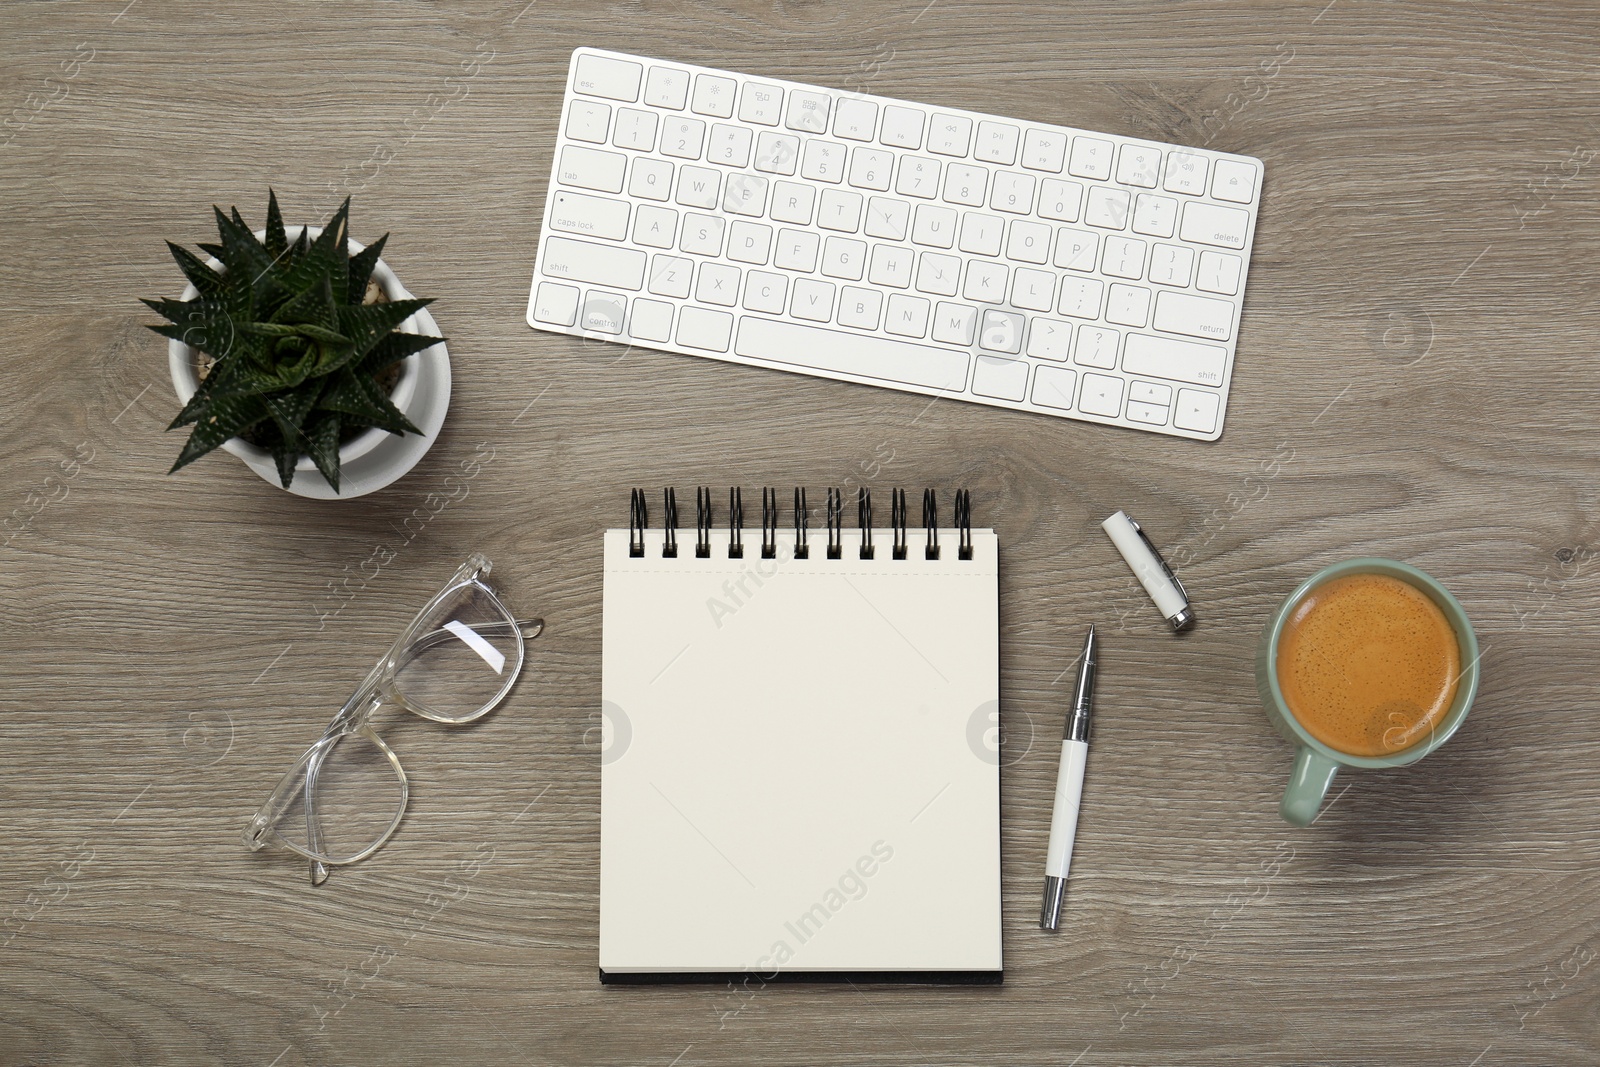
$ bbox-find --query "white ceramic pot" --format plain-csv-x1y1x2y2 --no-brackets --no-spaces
166,226,451,499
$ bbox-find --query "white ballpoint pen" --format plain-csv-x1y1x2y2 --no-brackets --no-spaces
1041,625,1097,931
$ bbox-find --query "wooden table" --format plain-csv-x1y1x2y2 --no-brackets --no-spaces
4,1,1596,1062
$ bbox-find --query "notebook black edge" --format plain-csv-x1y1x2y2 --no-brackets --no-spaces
600,968,1003,986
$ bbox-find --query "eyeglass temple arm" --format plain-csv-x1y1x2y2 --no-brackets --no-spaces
303,738,333,886
389,617,545,671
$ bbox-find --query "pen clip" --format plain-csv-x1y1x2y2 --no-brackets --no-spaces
1128,516,1187,602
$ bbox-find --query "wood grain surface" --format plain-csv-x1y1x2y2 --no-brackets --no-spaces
3,0,1598,1063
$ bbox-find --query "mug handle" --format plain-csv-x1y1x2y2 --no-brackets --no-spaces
1281,746,1340,826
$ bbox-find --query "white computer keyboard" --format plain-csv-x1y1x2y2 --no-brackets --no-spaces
526,47,1263,440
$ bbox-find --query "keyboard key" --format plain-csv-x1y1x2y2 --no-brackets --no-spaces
566,100,611,143
979,311,1024,354
1025,317,1071,361
958,212,1004,257
1037,179,1083,222
542,236,646,290
679,212,725,255
1078,372,1124,417
837,286,883,329
942,163,989,206
1132,194,1178,238
1197,250,1243,295
643,65,689,109
696,262,741,305
847,148,895,191
532,281,580,326
879,105,925,149
1127,400,1168,425
723,173,770,216
834,98,878,141
739,82,785,126
558,145,627,193
612,107,658,151
1053,229,1098,272
1106,283,1151,328
1069,137,1113,180
630,298,674,341
1163,150,1208,195
896,156,941,199
868,244,913,288
1102,236,1147,280
741,270,788,314
631,204,678,248
1174,387,1221,433
928,114,973,156
962,261,1008,303
1009,267,1055,311
707,123,753,166
1006,220,1052,264
885,293,931,337
1085,186,1131,230
647,254,693,297
974,121,1020,165
734,316,969,391
677,305,734,351
990,172,1036,214
791,278,836,320
1116,144,1161,188
770,181,816,224
1180,201,1249,248
661,116,706,159
692,74,736,117
864,197,910,240
774,229,820,271
1149,243,1195,287
1058,277,1104,319
1154,290,1233,341
550,190,630,241
785,90,831,133
972,355,1028,400
1022,129,1068,173
727,220,774,264
574,54,642,102
1130,380,1172,405
932,301,978,345
674,165,721,209
819,188,865,232
628,156,673,201
801,140,846,183
1032,365,1077,409
754,131,800,174
911,204,957,248
821,236,867,280
915,252,961,296
1211,159,1257,203
1073,324,1118,368
582,291,626,333
1123,333,1227,386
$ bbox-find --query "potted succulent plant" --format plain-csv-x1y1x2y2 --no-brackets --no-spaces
148,192,451,498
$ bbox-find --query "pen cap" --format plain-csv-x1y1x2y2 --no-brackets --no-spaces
1102,511,1191,629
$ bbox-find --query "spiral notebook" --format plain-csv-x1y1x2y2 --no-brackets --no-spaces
600,487,1002,984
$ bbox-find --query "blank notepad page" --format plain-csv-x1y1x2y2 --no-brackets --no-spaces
599,526,1002,980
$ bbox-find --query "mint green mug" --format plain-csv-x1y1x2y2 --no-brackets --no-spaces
1256,559,1480,826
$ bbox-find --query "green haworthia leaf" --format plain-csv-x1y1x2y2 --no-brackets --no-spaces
303,410,343,491
168,395,270,472
334,299,433,360
165,241,225,298
356,329,444,375
264,189,288,259
347,233,388,301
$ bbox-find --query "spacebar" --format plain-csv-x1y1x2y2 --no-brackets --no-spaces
734,316,970,392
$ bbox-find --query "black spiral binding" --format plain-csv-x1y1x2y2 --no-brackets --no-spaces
695,487,712,558
826,488,843,560
662,488,679,558
955,489,973,561
793,487,809,559
891,488,908,560
761,488,778,559
857,488,874,559
629,488,647,557
728,487,744,559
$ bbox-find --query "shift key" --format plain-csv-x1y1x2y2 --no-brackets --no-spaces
1122,333,1227,387
541,236,646,291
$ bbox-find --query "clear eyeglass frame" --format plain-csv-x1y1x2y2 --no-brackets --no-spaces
243,554,542,885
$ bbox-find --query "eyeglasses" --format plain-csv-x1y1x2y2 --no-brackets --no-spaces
244,554,542,884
